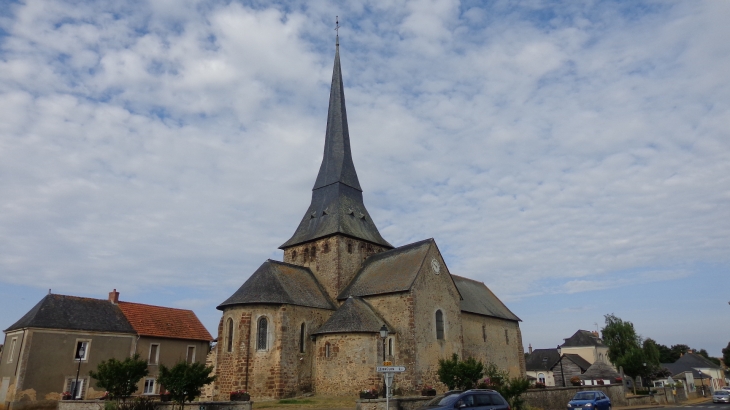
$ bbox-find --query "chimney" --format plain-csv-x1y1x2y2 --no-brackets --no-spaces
528,344,533,354
592,331,599,337
109,289,119,304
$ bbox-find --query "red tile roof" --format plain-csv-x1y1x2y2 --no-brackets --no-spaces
117,301,213,342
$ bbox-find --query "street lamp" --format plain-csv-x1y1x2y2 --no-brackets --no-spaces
380,325,389,398
74,344,86,400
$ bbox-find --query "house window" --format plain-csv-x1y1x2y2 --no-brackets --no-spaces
74,341,89,361
435,310,444,340
299,323,306,353
226,318,234,353
325,342,331,358
7,338,17,363
257,317,268,350
66,378,86,399
143,378,156,394
504,329,509,345
538,373,546,384
186,346,196,363
149,344,159,365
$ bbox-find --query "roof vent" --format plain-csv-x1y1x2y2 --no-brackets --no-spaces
310,211,317,219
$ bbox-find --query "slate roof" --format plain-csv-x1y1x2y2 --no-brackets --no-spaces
560,354,592,371
525,348,560,371
674,352,722,369
561,330,605,347
218,260,336,311
452,275,520,322
580,361,621,380
312,296,393,335
5,294,136,334
118,302,212,341
338,239,440,299
280,39,391,250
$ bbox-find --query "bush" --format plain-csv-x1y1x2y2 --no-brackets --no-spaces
570,376,582,386
437,354,484,390
157,361,215,410
482,363,530,410
89,354,148,403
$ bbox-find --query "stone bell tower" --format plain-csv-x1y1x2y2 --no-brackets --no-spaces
279,35,392,302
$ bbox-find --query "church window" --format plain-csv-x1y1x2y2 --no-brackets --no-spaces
504,329,509,345
257,317,268,350
292,250,297,260
435,310,444,340
324,243,329,252
482,325,487,342
325,342,331,358
303,248,309,261
226,318,234,353
311,246,316,258
347,242,352,253
299,323,306,353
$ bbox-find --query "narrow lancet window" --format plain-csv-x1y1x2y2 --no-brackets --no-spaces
257,317,268,350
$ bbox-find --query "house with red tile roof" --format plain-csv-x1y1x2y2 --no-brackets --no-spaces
0,290,212,405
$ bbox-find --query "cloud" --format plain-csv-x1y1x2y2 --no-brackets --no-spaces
1,0,729,354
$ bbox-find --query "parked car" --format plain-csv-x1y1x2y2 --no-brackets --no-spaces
419,389,510,410
722,386,730,392
713,390,730,403
567,391,612,410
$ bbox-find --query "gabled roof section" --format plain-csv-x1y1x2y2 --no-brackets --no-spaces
561,330,605,347
580,361,621,380
117,302,212,342
312,296,393,335
525,348,560,371
5,294,135,334
560,353,592,371
218,260,336,311
280,39,391,250
452,275,520,322
673,352,722,369
338,239,435,299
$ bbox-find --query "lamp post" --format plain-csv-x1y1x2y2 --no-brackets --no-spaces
558,345,566,387
380,325,389,397
74,344,86,400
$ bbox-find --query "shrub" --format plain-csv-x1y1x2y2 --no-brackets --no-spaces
570,376,582,386
89,354,148,403
157,361,215,410
437,354,484,390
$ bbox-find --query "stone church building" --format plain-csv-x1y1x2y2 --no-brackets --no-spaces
211,37,526,399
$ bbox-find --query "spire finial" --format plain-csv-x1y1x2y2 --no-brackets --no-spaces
335,16,339,46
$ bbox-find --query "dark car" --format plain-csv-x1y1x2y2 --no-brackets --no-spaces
419,389,510,410
567,391,611,410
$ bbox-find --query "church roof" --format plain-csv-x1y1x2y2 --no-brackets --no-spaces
280,38,391,250
217,260,336,311
337,239,435,299
312,296,393,335
5,294,136,334
561,330,605,347
452,275,521,322
580,361,621,380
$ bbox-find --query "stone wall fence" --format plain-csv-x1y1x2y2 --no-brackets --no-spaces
54,401,251,410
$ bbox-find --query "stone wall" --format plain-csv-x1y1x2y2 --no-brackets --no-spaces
522,385,626,410
356,396,431,410
461,314,525,378
57,401,252,410
313,333,381,396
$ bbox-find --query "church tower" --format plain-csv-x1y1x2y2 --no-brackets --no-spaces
279,36,392,301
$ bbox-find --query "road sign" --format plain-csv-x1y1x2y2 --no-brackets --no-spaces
377,366,406,373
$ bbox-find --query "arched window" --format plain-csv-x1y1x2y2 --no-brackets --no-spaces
504,329,509,345
323,243,329,252
347,242,352,253
257,317,268,350
299,323,306,353
310,246,316,258
538,373,546,384
292,250,297,260
435,310,444,340
325,342,331,358
226,318,234,353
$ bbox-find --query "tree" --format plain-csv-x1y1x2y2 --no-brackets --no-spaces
656,343,676,363
483,363,530,410
697,349,721,366
437,354,484,390
89,354,149,403
157,361,215,410
722,341,730,368
670,344,690,360
601,314,641,363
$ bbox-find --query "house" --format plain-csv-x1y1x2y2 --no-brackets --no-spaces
0,290,212,404
211,36,526,400
659,352,726,394
525,347,560,386
560,330,610,366
552,354,591,387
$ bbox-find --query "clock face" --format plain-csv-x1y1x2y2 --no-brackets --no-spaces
431,258,440,274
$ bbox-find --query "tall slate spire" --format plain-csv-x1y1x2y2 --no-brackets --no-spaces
280,37,391,250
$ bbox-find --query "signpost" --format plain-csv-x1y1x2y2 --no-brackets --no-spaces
377,365,406,410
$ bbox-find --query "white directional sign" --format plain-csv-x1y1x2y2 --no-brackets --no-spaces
377,366,406,373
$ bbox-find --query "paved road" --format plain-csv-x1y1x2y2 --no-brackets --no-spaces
662,402,728,410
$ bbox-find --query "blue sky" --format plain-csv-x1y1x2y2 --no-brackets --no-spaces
1,0,729,356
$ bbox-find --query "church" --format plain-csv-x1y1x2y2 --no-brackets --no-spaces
211,36,526,399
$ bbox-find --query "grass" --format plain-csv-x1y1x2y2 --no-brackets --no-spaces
253,395,356,410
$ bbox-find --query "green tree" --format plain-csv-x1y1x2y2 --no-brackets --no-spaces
722,342,730,368
157,361,215,410
483,363,530,410
670,344,690,359
89,354,149,403
656,343,676,363
697,349,721,366
601,314,641,363
437,354,484,390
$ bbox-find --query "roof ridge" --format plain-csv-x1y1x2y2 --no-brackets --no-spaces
118,300,194,313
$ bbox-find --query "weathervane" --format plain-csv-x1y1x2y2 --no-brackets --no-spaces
335,16,340,35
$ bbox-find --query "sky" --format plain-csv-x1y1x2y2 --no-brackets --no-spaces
0,0,729,357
